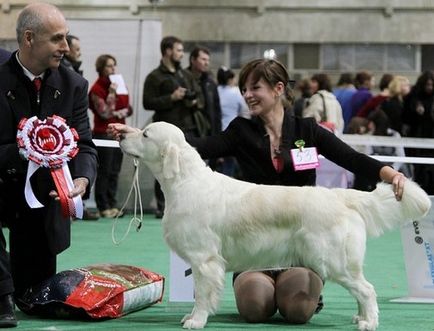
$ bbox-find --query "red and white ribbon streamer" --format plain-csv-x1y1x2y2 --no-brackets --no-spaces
16,115,83,219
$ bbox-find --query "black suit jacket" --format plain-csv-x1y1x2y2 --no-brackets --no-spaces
189,110,384,186
0,52,97,254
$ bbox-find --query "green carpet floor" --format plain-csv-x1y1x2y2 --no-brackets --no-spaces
5,215,434,331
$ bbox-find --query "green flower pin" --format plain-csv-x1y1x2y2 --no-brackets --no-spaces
294,139,305,151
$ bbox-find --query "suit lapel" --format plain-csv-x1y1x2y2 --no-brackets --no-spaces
6,76,32,123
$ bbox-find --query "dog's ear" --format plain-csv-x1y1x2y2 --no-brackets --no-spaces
162,142,180,179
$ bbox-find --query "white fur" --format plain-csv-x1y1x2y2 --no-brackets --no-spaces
120,121,431,330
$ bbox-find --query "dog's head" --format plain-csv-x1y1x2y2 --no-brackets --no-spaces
120,122,188,179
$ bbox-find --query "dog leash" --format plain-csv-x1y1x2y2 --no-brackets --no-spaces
111,158,143,245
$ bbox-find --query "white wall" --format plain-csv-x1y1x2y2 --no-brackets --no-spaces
68,18,161,129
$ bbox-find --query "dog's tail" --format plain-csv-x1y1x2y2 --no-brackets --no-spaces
338,180,431,237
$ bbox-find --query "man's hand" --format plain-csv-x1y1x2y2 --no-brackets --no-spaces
49,177,89,200
171,87,187,101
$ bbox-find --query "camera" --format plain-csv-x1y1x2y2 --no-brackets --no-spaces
184,89,197,100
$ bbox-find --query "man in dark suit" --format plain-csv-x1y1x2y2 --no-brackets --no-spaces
0,3,97,327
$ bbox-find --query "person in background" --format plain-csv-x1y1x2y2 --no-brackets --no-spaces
350,108,407,192
292,78,312,117
61,35,82,75
217,66,249,177
188,45,222,137
187,46,222,170
107,58,407,326
333,73,356,131
89,54,132,218
143,36,204,218
403,70,434,194
0,48,11,64
61,35,99,221
302,73,344,133
381,75,411,134
356,73,393,118
0,3,97,327
350,71,374,120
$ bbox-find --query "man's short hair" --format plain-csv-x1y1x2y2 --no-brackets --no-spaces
66,35,79,48
160,36,182,56
16,6,44,44
189,45,210,64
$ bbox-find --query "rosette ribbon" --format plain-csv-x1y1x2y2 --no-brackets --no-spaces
16,115,83,219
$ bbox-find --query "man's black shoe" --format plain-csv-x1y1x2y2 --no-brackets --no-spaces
82,208,100,221
0,294,17,328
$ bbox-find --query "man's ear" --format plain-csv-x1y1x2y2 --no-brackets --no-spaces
24,30,33,47
162,142,180,179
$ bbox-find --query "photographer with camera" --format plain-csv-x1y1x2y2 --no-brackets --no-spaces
143,36,205,218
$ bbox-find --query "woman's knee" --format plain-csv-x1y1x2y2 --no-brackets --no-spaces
233,271,277,323
275,268,323,324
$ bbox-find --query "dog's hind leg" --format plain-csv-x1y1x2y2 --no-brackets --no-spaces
336,273,379,331
181,255,226,329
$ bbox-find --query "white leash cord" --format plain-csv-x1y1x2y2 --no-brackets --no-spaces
111,158,143,245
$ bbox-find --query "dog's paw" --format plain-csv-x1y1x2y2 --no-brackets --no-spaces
182,316,206,329
181,314,192,324
357,319,379,331
352,314,360,324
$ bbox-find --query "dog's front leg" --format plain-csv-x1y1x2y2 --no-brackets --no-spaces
181,256,225,329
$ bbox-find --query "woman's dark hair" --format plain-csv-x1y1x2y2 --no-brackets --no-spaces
379,73,394,91
95,54,116,75
368,109,389,136
217,66,235,85
311,73,332,92
413,70,434,96
238,59,294,106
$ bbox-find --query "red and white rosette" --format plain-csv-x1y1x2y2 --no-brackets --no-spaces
16,115,83,219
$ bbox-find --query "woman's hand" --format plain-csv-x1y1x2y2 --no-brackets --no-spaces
108,83,118,95
379,166,406,201
107,123,140,141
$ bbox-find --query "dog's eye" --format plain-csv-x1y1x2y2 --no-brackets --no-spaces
143,131,148,138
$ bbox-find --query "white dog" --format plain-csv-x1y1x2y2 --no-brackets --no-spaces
120,121,431,331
